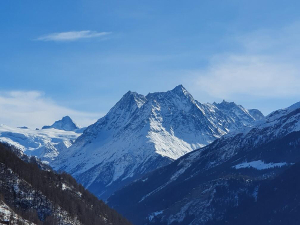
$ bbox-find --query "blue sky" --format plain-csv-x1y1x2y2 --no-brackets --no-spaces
1,0,300,127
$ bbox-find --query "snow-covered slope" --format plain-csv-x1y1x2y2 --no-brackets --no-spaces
53,85,262,199
0,200,35,225
0,117,82,164
108,101,300,225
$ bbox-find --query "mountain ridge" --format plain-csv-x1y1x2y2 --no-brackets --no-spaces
53,85,263,200
108,101,300,225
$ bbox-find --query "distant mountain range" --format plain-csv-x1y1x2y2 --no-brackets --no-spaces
0,117,82,164
108,101,300,225
51,85,263,199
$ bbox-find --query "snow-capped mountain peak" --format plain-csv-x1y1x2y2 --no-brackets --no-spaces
42,116,80,131
147,85,193,101
53,85,263,200
111,91,147,112
214,99,238,109
213,100,258,127
170,84,193,98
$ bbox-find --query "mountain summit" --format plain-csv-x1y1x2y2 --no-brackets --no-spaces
52,85,262,199
42,116,80,131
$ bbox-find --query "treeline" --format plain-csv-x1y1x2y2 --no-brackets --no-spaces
0,143,132,225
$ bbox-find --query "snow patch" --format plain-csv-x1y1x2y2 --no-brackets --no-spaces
233,160,289,170
148,210,163,222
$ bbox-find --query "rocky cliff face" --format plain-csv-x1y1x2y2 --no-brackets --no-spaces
42,116,80,131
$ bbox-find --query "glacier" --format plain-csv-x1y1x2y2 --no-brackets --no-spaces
0,116,83,164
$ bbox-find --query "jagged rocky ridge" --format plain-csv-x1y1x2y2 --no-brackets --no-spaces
42,116,80,131
0,143,131,225
53,85,263,200
108,101,300,225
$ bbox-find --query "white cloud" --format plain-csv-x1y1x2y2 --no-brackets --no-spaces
36,30,111,42
195,54,300,98
193,22,300,99
0,91,102,128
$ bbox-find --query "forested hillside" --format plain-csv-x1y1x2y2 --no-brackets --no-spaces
0,143,131,225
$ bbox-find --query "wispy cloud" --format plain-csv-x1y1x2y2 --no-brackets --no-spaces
0,91,102,128
36,30,111,42
194,55,300,98
192,22,300,99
